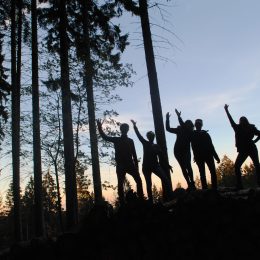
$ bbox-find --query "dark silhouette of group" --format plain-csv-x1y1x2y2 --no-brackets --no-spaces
97,104,260,204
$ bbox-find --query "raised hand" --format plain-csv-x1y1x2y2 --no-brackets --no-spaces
166,112,171,120
130,119,137,126
175,109,181,117
97,118,103,126
224,104,229,110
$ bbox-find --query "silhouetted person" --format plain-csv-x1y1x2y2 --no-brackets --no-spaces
224,104,260,189
131,120,173,202
166,109,195,190
97,119,144,204
192,119,220,190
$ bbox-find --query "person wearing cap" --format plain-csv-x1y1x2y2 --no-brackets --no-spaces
191,118,220,190
131,120,173,202
166,109,196,190
224,104,260,189
97,119,144,204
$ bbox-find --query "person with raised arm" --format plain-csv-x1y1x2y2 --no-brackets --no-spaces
224,104,260,189
131,119,173,202
166,109,196,190
97,119,144,204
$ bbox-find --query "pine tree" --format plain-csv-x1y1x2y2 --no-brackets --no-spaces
21,176,34,240
0,193,4,216
76,160,93,218
152,184,163,203
242,163,257,188
0,28,11,139
5,182,14,215
11,0,22,241
31,0,45,237
216,155,236,187
42,170,59,214
38,0,78,228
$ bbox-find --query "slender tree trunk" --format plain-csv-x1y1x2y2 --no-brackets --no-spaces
54,95,64,232
54,161,64,232
31,0,45,237
138,0,172,199
81,1,102,203
58,0,78,228
11,0,22,241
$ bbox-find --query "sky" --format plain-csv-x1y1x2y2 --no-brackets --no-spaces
100,0,260,201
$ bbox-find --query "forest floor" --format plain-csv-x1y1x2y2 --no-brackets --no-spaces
1,187,260,259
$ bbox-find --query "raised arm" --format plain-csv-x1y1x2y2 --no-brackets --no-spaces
166,112,178,134
131,120,146,144
175,109,185,127
97,119,115,142
224,104,237,129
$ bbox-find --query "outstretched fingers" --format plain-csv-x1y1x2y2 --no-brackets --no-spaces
131,119,136,126
175,109,181,117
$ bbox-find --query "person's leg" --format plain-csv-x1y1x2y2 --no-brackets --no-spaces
116,166,126,204
175,152,191,187
178,159,191,187
197,160,207,189
206,157,217,190
234,152,248,189
128,167,144,199
249,146,260,186
181,152,195,189
153,166,173,195
143,170,153,202
186,162,195,189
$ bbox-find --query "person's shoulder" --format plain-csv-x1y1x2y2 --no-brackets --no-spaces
249,124,260,133
202,130,210,135
193,130,208,135
152,143,160,148
126,137,134,142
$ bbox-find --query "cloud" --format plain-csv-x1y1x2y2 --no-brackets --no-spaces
173,81,259,116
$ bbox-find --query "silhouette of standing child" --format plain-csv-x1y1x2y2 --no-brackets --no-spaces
166,109,195,190
97,119,144,204
224,104,260,189
191,119,220,190
131,120,173,202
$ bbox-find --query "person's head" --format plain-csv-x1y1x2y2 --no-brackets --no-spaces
120,123,129,135
146,131,155,142
195,119,203,130
239,116,249,126
185,120,194,131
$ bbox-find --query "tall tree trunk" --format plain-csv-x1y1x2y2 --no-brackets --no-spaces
58,0,78,228
138,0,172,199
81,1,102,203
11,0,22,241
53,94,64,232
31,0,45,237
54,160,64,232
